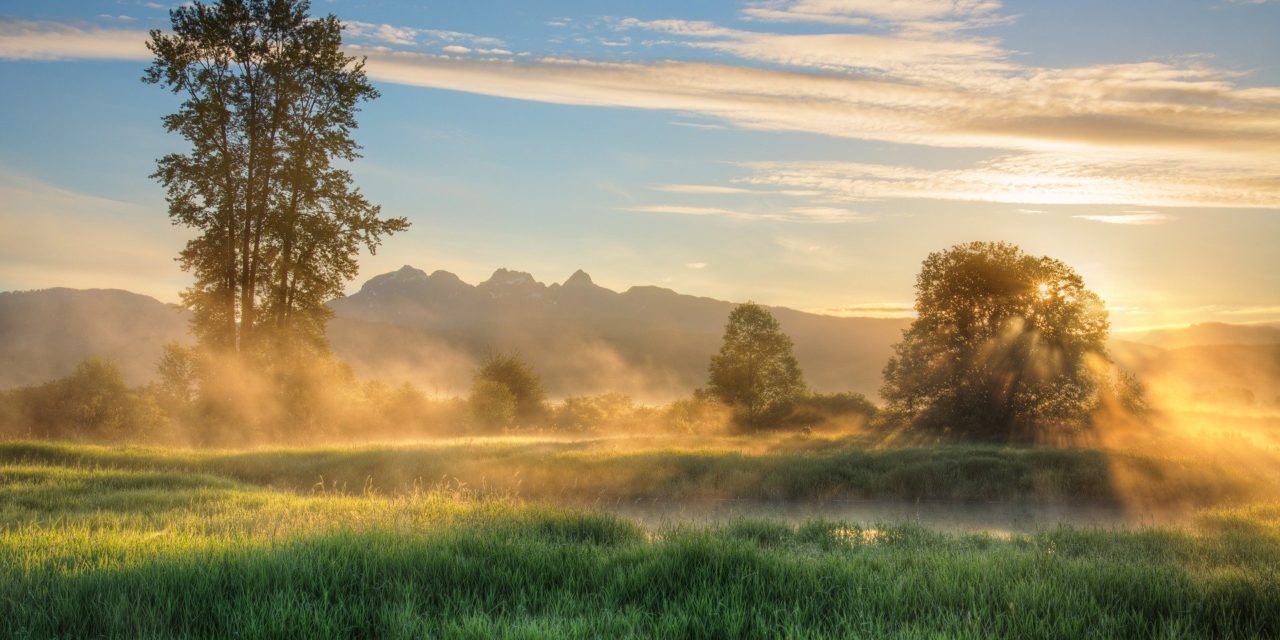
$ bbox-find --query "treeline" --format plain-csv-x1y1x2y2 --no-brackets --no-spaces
0,347,875,446
0,241,1153,446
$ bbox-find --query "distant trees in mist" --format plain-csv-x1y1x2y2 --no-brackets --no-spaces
0,241,1148,445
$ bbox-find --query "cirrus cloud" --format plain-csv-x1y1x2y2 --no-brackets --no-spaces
1073,213,1174,225
4,13,1279,212
0,19,149,61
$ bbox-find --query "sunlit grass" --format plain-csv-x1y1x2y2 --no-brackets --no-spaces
1,460,1279,638
1,436,1274,509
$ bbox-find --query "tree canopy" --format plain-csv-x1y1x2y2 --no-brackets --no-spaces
707,303,807,427
144,0,408,360
882,241,1138,441
470,353,547,429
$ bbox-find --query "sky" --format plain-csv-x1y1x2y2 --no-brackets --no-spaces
1,0,1278,332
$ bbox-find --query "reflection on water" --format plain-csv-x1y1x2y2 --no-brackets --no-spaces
590,498,1191,535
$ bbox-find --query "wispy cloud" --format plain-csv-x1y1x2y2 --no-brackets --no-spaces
1073,213,1174,225
343,48,1280,211
0,19,148,61
344,21,505,49
622,204,864,223
1110,304,1280,332
345,22,419,46
685,262,708,269
623,205,739,216
811,302,917,318
740,0,1007,31
616,17,1011,81
654,184,755,194
738,153,1280,208
667,121,726,130
5,15,1279,211
354,48,1268,155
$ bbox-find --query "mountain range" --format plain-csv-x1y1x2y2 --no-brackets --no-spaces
328,266,908,399
2,267,1277,404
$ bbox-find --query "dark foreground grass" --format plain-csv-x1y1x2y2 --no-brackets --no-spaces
3,458,1280,638
1,437,1270,507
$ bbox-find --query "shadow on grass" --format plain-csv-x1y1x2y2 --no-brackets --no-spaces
0,439,1269,512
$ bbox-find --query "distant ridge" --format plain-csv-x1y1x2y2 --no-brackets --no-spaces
328,266,911,399
1130,322,1280,349
0,288,189,388
3,272,1277,403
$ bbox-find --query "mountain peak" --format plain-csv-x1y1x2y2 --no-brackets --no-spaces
428,270,464,284
392,265,429,279
359,265,430,294
563,269,594,288
482,268,539,288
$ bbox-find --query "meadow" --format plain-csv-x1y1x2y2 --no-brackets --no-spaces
2,435,1275,508
3,437,1279,638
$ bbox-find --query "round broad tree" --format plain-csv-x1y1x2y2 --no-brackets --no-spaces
882,241,1138,441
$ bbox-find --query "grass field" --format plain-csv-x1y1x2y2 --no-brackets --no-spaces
2,435,1275,508
2,439,1279,638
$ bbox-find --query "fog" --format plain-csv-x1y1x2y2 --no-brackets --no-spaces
2,287,1278,528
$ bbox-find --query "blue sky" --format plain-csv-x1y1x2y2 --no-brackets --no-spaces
1,0,1278,331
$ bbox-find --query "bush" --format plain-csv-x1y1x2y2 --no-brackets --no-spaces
772,392,879,431
471,353,547,426
0,358,166,442
469,379,517,431
552,393,654,432
661,391,733,435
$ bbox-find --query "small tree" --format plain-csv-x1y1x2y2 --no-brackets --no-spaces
469,353,547,427
882,241,1139,441
707,303,806,427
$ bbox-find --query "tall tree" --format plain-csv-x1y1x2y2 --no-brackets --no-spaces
144,0,408,358
708,303,806,427
882,241,1139,441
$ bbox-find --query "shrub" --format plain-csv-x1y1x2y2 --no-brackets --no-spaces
469,379,517,431
552,393,653,432
1,358,165,442
471,353,547,426
661,391,733,435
